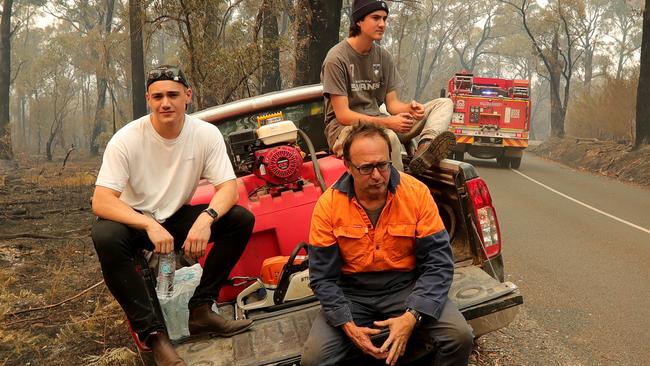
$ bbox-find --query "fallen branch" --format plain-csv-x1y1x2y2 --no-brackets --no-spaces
61,145,76,171
42,313,121,329
0,233,62,240
64,226,92,234
0,227,91,240
4,280,105,317
3,315,48,326
41,207,91,215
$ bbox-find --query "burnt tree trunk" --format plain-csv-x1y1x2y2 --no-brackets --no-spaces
261,0,282,93
293,0,342,86
90,0,116,156
635,4,650,147
0,0,13,160
583,47,593,92
89,78,108,155
129,0,147,120
549,31,565,138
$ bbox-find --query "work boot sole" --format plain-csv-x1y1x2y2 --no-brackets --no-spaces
408,131,457,175
189,321,253,338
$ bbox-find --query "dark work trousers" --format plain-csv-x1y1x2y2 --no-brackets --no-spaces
301,284,474,366
91,204,254,343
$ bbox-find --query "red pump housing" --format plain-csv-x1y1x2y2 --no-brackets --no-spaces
192,156,346,302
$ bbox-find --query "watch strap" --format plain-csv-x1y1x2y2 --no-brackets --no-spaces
406,307,422,326
202,207,219,220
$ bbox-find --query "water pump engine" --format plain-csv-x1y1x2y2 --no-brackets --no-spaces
254,145,302,185
227,120,304,191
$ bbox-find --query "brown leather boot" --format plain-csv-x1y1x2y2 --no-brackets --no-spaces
408,131,456,175
149,332,186,366
188,303,253,337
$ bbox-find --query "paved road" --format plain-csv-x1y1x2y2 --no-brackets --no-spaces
468,152,650,365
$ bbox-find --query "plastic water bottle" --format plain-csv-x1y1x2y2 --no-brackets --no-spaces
156,252,175,299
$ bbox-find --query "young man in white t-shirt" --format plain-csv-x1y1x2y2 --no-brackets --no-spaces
91,65,254,365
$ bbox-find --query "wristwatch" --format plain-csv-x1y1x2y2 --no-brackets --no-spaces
405,308,422,326
202,207,219,221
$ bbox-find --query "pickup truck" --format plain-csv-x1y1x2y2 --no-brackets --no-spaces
141,84,523,365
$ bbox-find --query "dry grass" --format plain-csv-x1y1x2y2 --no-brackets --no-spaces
0,159,135,365
22,172,97,187
566,76,638,143
83,347,139,366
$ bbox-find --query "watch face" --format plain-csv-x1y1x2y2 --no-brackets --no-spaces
204,208,218,218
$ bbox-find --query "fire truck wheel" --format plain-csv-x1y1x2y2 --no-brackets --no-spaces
496,156,510,168
510,157,522,169
453,151,465,161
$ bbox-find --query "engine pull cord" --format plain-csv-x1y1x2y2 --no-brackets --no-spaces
297,129,327,193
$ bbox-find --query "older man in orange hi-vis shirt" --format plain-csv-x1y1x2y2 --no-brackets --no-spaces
301,124,473,366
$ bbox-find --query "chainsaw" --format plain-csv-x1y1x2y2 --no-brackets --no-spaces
236,242,313,316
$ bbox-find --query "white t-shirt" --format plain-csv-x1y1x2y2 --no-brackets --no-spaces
96,114,235,222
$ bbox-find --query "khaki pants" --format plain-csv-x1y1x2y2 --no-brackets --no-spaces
328,98,453,171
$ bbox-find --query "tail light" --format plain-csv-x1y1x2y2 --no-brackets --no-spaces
466,177,502,259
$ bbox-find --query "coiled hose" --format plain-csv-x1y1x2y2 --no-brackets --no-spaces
297,129,327,193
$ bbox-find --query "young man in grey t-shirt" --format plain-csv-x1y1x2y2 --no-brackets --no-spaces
321,0,456,174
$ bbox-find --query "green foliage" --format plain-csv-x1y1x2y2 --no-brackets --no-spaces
150,0,282,108
5,0,643,154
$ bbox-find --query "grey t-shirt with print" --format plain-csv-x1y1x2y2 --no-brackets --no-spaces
321,40,400,149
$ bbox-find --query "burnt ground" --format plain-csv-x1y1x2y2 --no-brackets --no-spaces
529,138,650,189
0,140,648,365
0,157,138,366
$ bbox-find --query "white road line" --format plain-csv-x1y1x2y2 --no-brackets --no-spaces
511,169,650,235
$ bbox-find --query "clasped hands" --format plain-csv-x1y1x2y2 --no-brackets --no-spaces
145,214,213,259
342,311,417,366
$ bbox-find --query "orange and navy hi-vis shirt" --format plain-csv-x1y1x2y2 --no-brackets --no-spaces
308,167,454,327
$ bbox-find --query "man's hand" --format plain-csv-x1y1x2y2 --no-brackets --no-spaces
385,113,415,133
374,312,417,366
145,219,174,254
409,100,425,120
182,213,213,259
342,321,386,360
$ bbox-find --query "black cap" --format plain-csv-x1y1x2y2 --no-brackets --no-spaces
146,65,190,89
352,0,389,23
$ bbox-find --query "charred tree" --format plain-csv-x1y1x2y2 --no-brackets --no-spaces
90,0,117,156
499,0,581,139
635,3,650,147
0,0,13,160
129,0,147,120
293,0,342,86
549,31,565,138
261,0,281,93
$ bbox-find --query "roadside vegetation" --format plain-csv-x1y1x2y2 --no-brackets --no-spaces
0,0,648,364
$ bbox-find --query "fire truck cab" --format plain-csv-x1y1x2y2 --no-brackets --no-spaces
446,72,531,169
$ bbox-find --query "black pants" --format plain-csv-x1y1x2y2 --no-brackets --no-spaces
91,204,254,342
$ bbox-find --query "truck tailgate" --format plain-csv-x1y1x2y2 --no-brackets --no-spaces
175,265,521,365
175,303,319,366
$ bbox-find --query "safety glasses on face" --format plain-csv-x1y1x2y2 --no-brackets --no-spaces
348,161,392,175
146,66,190,89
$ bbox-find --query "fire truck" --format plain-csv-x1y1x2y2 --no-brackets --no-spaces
446,72,531,169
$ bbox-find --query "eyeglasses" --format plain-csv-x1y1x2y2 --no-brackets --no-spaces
146,66,190,88
348,161,392,175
